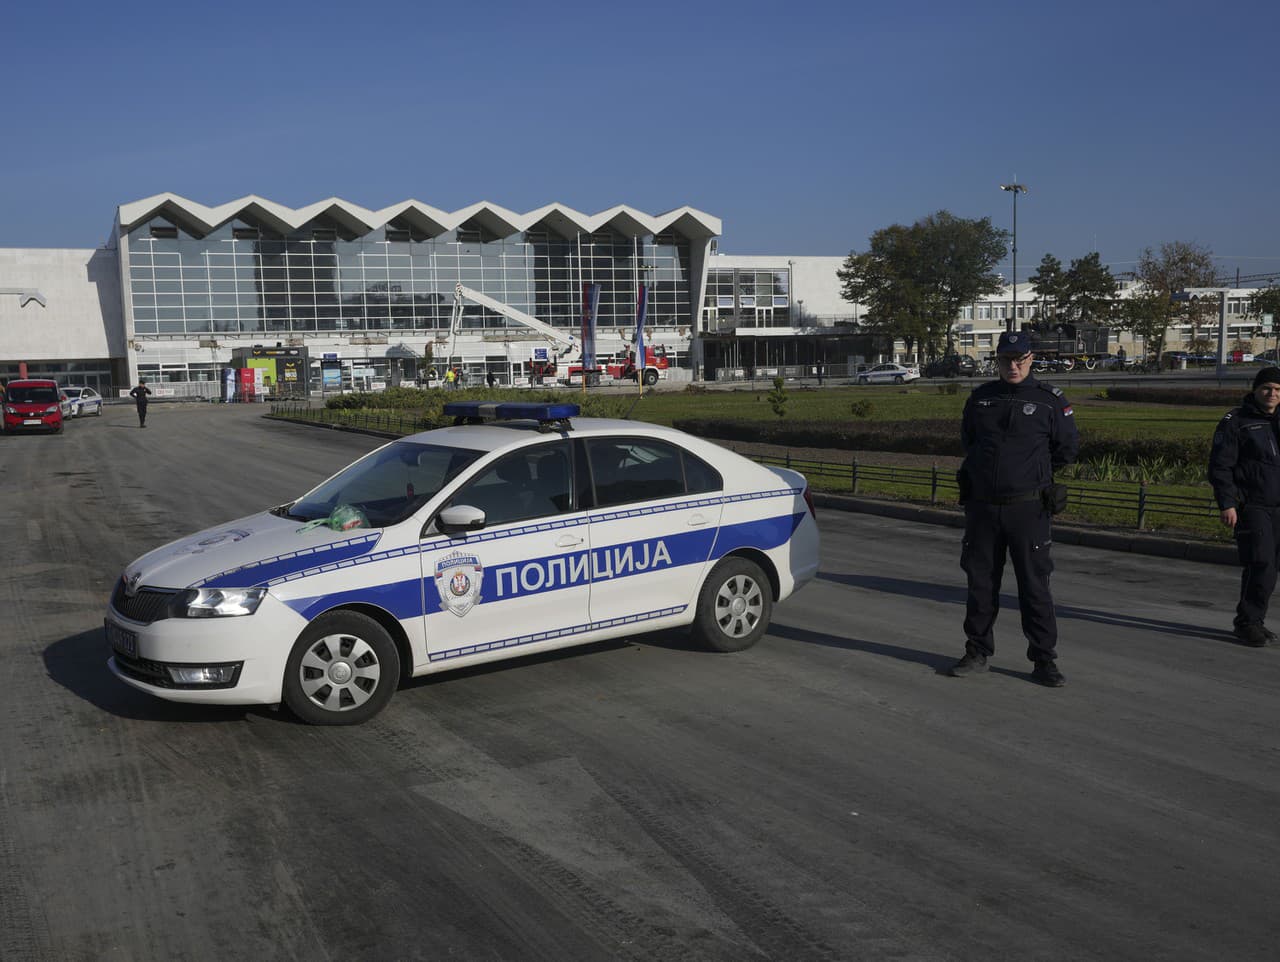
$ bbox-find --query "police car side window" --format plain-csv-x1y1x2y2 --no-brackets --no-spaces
682,450,723,494
587,438,686,508
446,442,572,526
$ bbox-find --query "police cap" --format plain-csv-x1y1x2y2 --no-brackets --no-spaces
995,330,1033,355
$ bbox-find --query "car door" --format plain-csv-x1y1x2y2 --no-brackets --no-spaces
419,440,590,665
582,436,724,625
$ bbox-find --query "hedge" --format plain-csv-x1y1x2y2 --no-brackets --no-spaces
1104,386,1248,406
673,417,1210,465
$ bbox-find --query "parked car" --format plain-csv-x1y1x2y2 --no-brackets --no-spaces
105,401,821,725
856,363,920,385
923,354,977,378
2,379,66,434
62,386,103,417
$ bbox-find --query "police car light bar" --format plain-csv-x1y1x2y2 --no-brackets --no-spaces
443,401,579,431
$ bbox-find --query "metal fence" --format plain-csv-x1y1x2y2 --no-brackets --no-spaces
744,452,1219,532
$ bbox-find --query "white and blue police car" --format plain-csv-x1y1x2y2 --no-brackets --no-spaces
105,402,820,725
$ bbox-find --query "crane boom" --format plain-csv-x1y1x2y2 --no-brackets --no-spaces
451,284,577,355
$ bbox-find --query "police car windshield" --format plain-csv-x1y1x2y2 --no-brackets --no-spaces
287,441,484,527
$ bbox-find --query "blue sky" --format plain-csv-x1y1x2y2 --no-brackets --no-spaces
3,0,1277,282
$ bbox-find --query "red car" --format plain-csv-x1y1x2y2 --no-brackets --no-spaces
3,379,66,434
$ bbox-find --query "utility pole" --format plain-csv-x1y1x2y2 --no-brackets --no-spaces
1000,182,1028,333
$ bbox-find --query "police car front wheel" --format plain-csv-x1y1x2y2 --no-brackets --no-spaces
693,557,773,653
283,611,400,725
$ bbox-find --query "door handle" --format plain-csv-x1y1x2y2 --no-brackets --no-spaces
556,535,585,547
687,514,708,526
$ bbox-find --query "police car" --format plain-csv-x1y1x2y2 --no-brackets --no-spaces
105,402,820,725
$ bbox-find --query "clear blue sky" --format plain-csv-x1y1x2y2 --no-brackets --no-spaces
3,0,1277,282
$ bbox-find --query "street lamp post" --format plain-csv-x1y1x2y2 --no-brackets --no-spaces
1000,182,1028,333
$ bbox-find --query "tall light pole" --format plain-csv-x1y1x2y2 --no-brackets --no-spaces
1000,182,1028,333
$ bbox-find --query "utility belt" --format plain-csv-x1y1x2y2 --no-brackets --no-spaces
957,471,1068,514
976,490,1042,506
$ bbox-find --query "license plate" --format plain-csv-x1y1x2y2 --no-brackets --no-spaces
105,620,138,658
23,419,41,425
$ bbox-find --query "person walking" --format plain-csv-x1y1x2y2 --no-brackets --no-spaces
129,378,152,428
950,330,1080,686
1208,366,1280,647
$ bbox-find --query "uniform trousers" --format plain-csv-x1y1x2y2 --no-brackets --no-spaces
1234,503,1280,628
961,498,1058,663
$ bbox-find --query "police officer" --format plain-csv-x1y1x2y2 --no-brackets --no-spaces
950,330,1080,686
1208,366,1280,647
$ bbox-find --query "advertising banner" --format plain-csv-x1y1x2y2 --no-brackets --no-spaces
237,367,255,401
581,283,600,380
222,367,237,403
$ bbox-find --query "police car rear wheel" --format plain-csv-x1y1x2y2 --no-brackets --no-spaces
693,557,772,652
283,611,400,725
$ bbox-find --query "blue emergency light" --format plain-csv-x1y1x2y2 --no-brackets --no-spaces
443,401,579,431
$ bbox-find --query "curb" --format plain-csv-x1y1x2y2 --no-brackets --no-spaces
813,493,1237,567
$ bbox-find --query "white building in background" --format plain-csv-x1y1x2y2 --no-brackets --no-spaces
1,193,1272,391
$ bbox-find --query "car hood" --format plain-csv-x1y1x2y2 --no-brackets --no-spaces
122,511,384,591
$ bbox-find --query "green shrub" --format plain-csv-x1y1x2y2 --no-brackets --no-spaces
768,377,789,418
849,400,873,418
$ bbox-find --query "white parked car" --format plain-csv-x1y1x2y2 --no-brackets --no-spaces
856,363,920,385
105,402,820,725
62,386,104,417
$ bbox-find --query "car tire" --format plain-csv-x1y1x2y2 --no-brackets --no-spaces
894,374,904,384
643,368,659,386
283,610,400,725
857,376,868,385
691,557,773,653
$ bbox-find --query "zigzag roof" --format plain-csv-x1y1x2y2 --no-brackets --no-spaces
117,193,721,240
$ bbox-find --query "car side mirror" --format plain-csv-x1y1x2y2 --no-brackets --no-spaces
435,504,486,538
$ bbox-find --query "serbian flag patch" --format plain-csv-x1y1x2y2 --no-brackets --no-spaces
1063,405,1074,416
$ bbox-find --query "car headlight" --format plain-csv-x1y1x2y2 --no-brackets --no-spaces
3,406,14,415
177,587,267,617
45,405,60,414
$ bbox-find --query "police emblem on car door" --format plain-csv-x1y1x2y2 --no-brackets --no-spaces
434,551,482,617
420,441,590,663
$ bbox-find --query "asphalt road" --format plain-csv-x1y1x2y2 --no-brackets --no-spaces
2,403,1277,961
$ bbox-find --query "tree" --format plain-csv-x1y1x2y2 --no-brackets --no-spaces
838,211,1007,359
1251,287,1280,325
1135,241,1218,344
1058,252,1118,328
1118,290,1171,362
1028,254,1064,321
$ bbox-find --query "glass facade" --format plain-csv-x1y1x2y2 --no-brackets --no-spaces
703,268,791,331
126,219,692,338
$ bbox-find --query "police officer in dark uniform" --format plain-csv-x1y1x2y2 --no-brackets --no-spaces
1208,365,1280,647
950,330,1080,686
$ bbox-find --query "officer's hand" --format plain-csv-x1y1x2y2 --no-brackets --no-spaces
1221,507,1238,528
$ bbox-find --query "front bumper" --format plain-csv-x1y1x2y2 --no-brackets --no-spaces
105,593,307,706
4,411,61,431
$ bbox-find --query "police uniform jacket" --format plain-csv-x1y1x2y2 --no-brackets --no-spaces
1209,393,1280,510
960,375,1079,502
